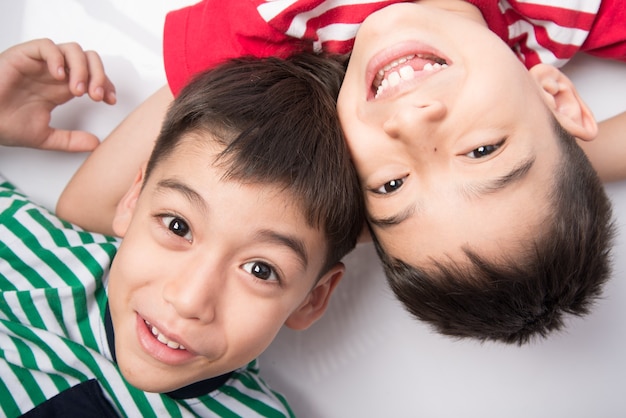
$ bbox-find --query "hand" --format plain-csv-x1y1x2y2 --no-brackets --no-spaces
0,38,116,152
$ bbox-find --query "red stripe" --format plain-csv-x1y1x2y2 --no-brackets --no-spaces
506,0,595,30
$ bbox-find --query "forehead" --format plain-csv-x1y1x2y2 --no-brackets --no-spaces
143,136,328,275
148,135,303,210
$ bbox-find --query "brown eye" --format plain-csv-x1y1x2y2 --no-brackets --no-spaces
375,178,404,194
161,215,192,241
242,261,279,282
466,142,503,159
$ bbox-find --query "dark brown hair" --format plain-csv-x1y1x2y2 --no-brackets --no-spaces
145,53,365,275
372,118,615,345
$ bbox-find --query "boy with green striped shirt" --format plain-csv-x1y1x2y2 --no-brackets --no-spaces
0,39,364,416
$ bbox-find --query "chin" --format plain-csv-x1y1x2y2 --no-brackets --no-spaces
122,373,184,393
116,361,181,393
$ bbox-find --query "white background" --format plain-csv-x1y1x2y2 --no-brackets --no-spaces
1,1,625,417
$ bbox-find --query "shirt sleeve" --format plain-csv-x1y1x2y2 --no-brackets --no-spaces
581,0,626,62
163,0,307,96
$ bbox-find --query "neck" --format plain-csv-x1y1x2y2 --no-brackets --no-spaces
416,0,487,27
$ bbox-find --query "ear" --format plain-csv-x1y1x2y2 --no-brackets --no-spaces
284,262,344,330
111,165,146,237
529,63,598,141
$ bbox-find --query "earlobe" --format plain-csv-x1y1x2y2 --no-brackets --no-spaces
111,166,145,237
530,63,598,141
285,263,344,330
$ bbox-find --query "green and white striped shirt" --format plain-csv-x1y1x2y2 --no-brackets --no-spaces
0,177,293,417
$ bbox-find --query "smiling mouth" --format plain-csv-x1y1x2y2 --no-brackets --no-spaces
144,320,186,350
372,53,448,99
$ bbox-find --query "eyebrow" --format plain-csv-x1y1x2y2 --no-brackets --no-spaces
466,156,536,196
156,178,309,270
368,156,536,230
254,230,309,271
157,178,208,214
368,204,417,229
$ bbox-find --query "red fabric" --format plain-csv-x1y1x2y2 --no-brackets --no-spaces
163,0,407,96
581,0,626,61
163,0,626,95
164,0,306,96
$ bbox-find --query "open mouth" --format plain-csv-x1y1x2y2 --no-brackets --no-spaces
144,320,186,350
372,53,448,99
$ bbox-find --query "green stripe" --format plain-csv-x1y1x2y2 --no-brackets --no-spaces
0,270,17,292
232,371,293,413
0,244,51,290
7,361,47,407
3,320,88,382
70,284,98,350
222,384,289,417
66,343,158,418
45,291,70,337
16,291,46,329
232,371,265,392
0,296,20,322
0,373,20,417
160,397,184,418
197,396,242,418
31,210,71,246
0,180,17,191
11,335,71,393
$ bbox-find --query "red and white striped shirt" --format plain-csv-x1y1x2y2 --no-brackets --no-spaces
164,0,626,95
471,0,625,68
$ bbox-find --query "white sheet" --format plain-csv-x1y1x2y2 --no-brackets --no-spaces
1,1,625,417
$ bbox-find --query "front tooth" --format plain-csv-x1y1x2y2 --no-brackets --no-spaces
387,71,401,87
149,323,185,350
399,65,414,80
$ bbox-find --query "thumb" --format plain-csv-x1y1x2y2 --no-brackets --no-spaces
41,128,101,152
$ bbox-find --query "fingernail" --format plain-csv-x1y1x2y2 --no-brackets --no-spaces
57,66,65,78
76,82,85,94
95,86,104,99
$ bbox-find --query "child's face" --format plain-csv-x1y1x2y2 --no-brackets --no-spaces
337,3,563,266
107,136,339,393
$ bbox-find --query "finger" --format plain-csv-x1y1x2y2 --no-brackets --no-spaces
21,38,67,81
103,81,117,105
58,42,90,97
84,50,116,104
41,128,101,153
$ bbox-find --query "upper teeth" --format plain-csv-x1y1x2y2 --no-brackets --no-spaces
374,54,448,98
146,321,186,350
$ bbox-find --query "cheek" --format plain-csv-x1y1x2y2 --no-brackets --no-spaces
224,304,289,361
108,241,160,300
341,126,380,176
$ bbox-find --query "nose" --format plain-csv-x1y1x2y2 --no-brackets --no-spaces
382,100,447,141
162,263,221,323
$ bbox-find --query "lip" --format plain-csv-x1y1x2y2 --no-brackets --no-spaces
136,313,197,365
365,40,451,101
